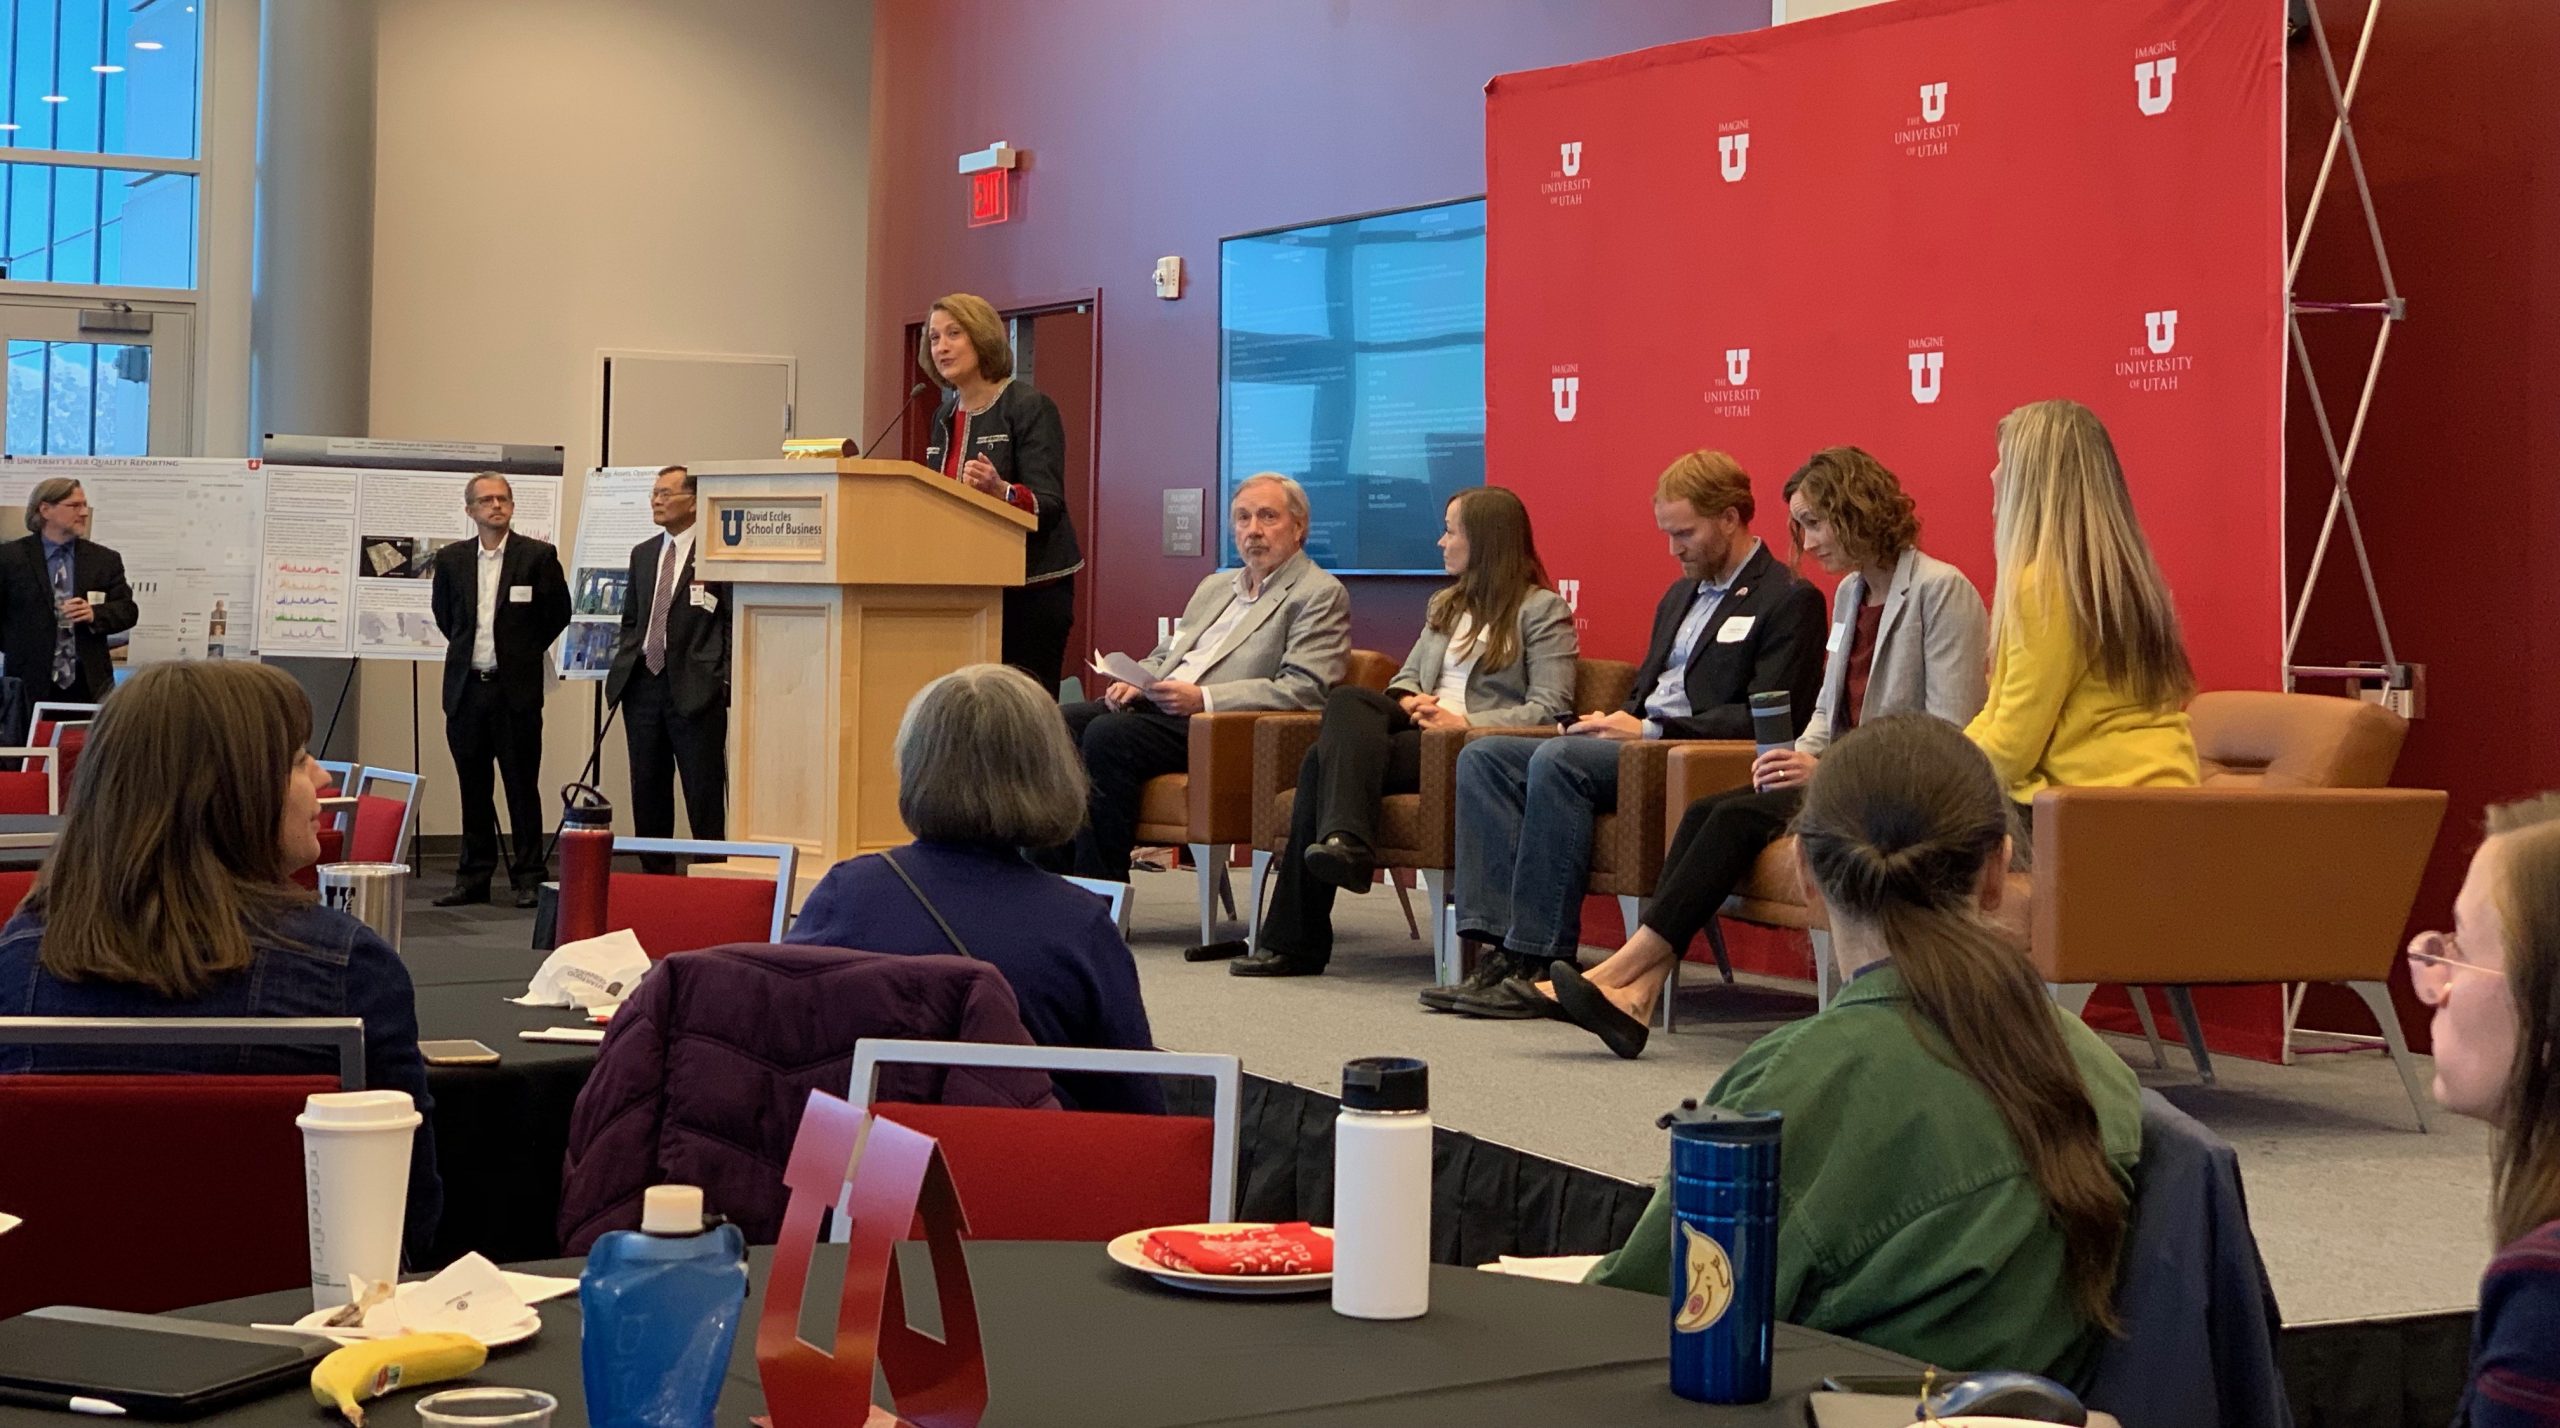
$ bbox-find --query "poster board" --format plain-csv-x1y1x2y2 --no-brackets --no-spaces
0,457,266,665
557,466,658,678
342,468,563,661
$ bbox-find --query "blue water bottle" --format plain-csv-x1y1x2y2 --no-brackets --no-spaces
1664,1103,1782,1404
580,1185,750,1428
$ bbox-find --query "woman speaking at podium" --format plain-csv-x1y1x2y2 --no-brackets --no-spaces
921,293,1081,688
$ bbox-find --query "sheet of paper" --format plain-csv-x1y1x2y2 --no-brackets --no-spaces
1091,649,1156,689
1478,1253,1603,1282
559,466,660,679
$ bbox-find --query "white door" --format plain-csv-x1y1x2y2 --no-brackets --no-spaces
600,352,796,466
0,299,194,456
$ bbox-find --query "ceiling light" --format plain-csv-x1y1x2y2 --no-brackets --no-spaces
90,64,123,74
133,41,163,51
0,124,20,132
40,95,65,103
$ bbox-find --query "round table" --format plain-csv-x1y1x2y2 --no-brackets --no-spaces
172,1242,1916,1427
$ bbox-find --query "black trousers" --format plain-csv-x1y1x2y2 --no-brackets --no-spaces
446,675,549,888
1056,699,1191,882
1004,574,1075,691
620,669,727,873
1256,686,1423,966
1637,784,1804,951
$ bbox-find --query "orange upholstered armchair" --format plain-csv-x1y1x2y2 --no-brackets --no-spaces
1135,648,1397,945
1246,657,1638,984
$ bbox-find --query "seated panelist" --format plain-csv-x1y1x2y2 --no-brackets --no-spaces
1053,473,1350,883
1223,486,1578,977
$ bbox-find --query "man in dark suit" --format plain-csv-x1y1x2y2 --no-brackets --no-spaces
1439,449,1826,1016
604,465,729,873
0,479,137,714
429,473,572,907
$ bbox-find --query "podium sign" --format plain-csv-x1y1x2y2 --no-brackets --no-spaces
691,459,1033,897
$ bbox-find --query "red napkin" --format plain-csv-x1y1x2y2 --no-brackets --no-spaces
1141,1222,1333,1276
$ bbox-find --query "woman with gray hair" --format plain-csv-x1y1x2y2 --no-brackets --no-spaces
784,663,1159,1111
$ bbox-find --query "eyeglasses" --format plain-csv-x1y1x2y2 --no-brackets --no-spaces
2406,929,2504,1007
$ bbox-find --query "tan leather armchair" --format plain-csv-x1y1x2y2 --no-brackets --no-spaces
1666,692,2445,1128
1247,658,1636,983
1135,649,1397,945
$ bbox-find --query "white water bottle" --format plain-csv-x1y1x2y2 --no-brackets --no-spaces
1331,1056,1432,1320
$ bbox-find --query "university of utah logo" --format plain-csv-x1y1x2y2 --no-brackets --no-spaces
1724,349,1751,386
2120,308,2195,394
719,508,747,545
2144,310,2179,355
1906,345,1945,406
1559,141,1582,176
1550,374,1580,423
1919,82,1948,123
1717,132,1750,183
1544,140,1591,208
1899,81,1959,159
2136,54,2178,116
1556,578,1581,614
1706,348,1759,419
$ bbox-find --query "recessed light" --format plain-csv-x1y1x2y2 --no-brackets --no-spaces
40,95,66,104
133,41,163,51
0,124,21,132
90,64,123,75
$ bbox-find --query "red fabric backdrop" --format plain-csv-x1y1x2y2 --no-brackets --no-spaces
1485,0,2290,1055
1485,0,2284,694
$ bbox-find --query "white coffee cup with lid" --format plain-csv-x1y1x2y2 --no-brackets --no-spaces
297,1089,419,1311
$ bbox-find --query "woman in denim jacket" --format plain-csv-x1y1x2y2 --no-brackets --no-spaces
0,661,441,1261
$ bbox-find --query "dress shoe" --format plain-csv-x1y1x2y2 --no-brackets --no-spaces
1183,939,1249,963
1550,960,1651,1059
1300,836,1376,894
1229,950,1324,978
1446,970,1568,1020
511,885,543,910
1418,949,1517,1012
432,883,489,908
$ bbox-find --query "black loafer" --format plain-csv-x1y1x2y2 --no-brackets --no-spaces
1447,974,1566,1020
1301,837,1376,894
1183,939,1249,963
1551,960,1651,1059
432,884,489,907
1229,951,1324,978
511,885,542,910
1420,949,1516,1012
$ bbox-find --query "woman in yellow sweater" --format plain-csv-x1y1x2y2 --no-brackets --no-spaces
1968,400,2198,835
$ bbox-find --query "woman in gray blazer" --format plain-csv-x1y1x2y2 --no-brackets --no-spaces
1229,487,1578,977
1547,447,1989,1054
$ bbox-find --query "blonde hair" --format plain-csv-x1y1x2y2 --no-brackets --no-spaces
919,294,1013,386
1654,450,1754,523
894,664,1085,847
1990,400,2195,710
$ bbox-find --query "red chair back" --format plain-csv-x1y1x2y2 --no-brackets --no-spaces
0,869,34,917
349,794,410,863
607,871,781,959
869,1102,1215,1241
51,725,87,797
0,769,47,815
0,1073,335,1317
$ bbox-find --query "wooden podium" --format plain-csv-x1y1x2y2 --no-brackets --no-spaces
690,458,1033,899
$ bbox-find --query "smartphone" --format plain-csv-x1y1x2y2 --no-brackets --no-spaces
420,1038,501,1067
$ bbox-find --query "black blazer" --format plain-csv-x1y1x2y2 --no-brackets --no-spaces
923,379,1082,582
0,534,137,699
429,534,573,715
603,531,730,718
1621,542,1827,740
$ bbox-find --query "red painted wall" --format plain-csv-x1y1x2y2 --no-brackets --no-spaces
867,0,1770,660
2284,0,2560,1046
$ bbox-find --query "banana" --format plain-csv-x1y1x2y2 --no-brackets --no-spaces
309,1331,489,1426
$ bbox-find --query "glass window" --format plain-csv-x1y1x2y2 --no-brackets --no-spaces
7,338,150,456
0,0,201,159
0,163,193,286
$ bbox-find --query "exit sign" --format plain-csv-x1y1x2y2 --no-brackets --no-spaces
968,169,1010,227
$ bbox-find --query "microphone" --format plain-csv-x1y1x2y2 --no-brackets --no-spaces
860,383,932,459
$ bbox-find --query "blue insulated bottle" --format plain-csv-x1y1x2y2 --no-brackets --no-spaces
1664,1105,1782,1404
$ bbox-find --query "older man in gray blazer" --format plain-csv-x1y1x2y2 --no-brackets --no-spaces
1056,473,1351,882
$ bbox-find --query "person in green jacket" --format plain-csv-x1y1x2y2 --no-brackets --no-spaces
1585,713,2141,1386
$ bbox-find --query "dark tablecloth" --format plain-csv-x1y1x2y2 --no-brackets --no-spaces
161,1242,1915,1428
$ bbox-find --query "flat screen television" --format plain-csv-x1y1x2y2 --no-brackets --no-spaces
1219,196,1486,575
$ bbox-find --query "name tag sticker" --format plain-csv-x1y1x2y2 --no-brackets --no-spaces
508,585,533,604
690,586,717,612
1715,616,1755,644
1827,620,1851,654
84,591,103,605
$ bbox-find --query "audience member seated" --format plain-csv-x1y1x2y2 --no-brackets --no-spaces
1582,716,2139,1386
1552,446,1986,1054
1967,399,2198,842
1226,486,1577,977
0,661,440,1261
1047,472,1349,883
2416,794,2560,1426
787,663,1161,1112
1434,450,1825,1018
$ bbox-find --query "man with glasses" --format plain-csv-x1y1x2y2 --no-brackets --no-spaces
430,473,572,908
0,479,137,722
605,465,730,872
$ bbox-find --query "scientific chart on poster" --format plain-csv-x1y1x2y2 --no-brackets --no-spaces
557,466,657,678
0,457,266,664
350,470,562,660
255,466,360,655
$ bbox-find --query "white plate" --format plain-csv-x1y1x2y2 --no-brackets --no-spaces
289,1305,543,1348
1106,1222,1334,1296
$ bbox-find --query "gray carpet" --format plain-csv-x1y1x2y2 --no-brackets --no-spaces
1114,865,2494,1326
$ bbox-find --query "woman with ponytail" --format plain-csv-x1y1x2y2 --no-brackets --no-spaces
1585,714,2140,1384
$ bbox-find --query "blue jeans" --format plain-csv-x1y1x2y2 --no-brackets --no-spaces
1453,734,1623,958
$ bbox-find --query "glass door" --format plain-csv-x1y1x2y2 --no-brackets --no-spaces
0,299,192,455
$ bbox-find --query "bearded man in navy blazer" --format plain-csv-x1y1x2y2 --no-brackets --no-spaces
0,478,136,714
430,472,572,908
